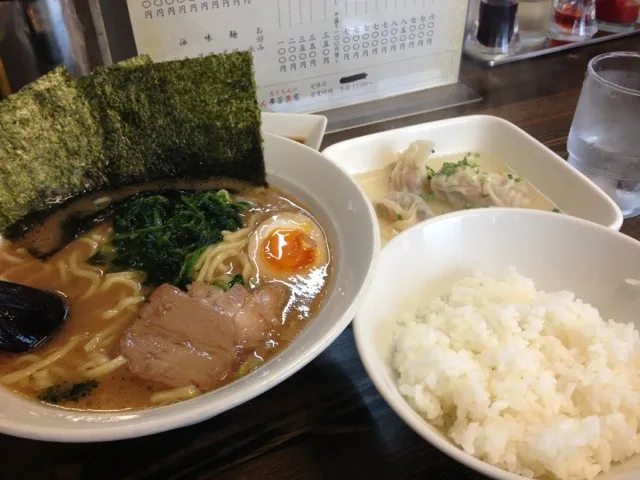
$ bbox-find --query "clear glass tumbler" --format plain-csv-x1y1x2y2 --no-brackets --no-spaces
518,0,553,46
549,0,598,41
567,52,640,218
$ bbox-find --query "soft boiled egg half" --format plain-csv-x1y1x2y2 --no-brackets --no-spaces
248,212,329,280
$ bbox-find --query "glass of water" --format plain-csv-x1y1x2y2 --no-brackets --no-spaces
568,52,640,218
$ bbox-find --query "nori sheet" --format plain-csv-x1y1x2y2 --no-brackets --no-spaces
76,51,264,187
0,68,82,224
0,51,264,236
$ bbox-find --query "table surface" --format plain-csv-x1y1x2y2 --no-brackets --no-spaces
2,36,640,480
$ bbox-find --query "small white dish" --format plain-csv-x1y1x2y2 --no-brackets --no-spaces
261,112,328,151
322,115,623,231
354,208,640,480
0,133,379,442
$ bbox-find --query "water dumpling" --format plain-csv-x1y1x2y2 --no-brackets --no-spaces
431,160,530,209
482,173,530,208
389,140,435,195
377,191,435,227
430,164,484,207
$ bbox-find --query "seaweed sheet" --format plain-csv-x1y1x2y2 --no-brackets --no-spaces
76,51,264,187
0,57,153,233
0,51,264,236
0,68,84,227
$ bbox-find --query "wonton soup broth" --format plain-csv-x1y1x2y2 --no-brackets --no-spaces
356,152,558,245
0,182,332,411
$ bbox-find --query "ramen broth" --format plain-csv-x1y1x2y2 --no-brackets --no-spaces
0,180,332,411
356,152,558,244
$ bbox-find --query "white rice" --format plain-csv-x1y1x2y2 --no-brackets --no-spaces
392,268,640,480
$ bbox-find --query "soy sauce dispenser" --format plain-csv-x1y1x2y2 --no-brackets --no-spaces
464,0,522,61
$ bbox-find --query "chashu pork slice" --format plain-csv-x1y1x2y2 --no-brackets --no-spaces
120,283,247,390
120,281,290,390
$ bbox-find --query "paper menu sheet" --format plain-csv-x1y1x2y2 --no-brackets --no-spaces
126,0,467,113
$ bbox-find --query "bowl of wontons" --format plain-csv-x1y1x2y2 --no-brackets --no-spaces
323,115,623,245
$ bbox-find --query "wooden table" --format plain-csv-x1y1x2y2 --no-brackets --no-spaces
2,36,639,480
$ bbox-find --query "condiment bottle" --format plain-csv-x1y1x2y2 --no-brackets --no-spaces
465,0,523,61
548,0,598,42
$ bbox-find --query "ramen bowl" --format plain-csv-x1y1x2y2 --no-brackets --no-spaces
354,208,640,480
0,133,380,442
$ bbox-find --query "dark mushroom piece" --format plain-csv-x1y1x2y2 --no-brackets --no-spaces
0,281,68,353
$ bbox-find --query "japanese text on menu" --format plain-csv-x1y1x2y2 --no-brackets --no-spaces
127,0,467,113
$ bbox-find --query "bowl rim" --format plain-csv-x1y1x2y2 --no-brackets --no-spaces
0,133,380,443
261,112,328,150
353,207,639,480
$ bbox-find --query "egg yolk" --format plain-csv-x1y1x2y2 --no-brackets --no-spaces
261,228,317,274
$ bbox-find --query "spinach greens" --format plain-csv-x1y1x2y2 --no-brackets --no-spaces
90,190,249,287
38,380,99,404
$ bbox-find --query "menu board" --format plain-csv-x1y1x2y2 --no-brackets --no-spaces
125,0,467,113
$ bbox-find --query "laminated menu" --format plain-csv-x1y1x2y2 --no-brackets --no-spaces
125,0,467,113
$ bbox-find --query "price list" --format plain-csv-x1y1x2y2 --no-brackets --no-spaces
126,0,467,113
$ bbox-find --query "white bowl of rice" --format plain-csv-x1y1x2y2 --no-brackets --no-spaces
354,208,640,480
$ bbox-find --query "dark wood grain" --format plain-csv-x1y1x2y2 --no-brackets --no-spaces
2,36,640,480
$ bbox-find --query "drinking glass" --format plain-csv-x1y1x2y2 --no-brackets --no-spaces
549,0,598,41
518,0,552,46
596,0,640,33
567,52,640,218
